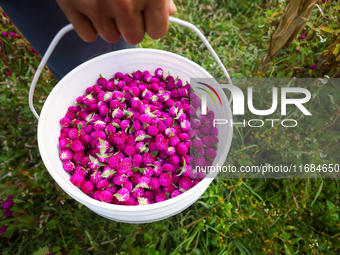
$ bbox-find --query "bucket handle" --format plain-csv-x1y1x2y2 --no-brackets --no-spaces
29,17,233,120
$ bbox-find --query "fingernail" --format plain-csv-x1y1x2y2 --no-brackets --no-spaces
169,0,177,13
172,2,177,12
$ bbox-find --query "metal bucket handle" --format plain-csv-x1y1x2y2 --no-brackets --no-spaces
29,17,233,120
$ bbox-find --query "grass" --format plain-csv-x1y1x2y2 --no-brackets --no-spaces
0,0,340,254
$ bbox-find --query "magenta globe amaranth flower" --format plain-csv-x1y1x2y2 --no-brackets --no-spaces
300,35,306,39
310,65,317,70
2,200,14,210
0,226,7,234
58,68,216,205
295,49,300,53
3,210,12,218
293,68,299,72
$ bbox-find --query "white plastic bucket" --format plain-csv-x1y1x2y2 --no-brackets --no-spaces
29,17,233,223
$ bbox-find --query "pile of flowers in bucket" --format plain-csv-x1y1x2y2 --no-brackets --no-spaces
58,68,218,205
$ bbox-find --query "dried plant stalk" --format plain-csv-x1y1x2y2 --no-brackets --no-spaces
259,0,318,73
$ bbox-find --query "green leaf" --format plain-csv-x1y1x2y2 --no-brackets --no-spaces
137,197,149,205
132,183,150,192
86,112,95,124
282,231,291,241
128,126,135,133
123,109,133,117
176,158,187,177
112,122,120,128
284,244,294,255
33,247,50,255
150,151,159,157
310,181,323,206
132,167,145,173
89,155,106,167
135,134,152,142
99,74,103,78
210,216,217,224
174,109,183,120
12,198,24,203
104,92,112,101
98,138,108,155
196,107,201,119
77,122,83,130
112,109,120,118
101,170,116,178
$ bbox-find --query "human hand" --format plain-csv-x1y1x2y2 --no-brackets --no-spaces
56,0,177,44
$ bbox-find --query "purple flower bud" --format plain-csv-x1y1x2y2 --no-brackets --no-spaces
300,35,306,39
2,200,14,210
3,210,12,218
310,65,317,70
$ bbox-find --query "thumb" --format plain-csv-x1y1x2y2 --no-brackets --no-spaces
168,0,177,15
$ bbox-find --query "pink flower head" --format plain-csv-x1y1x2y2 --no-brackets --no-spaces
70,174,85,187
59,149,73,161
170,190,182,198
139,114,152,124
165,146,176,156
63,160,75,172
154,68,163,78
90,171,102,184
149,177,161,191
194,156,205,167
210,127,219,136
192,139,204,150
310,65,317,70
131,187,145,198
70,140,84,152
206,148,217,159
156,137,169,151
132,154,143,166
169,154,180,165
300,35,306,39
169,135,180,147
9,32,16,38
113,174,128,186
123,196,137,206
293,68,299,72
147,125,159,136
159,173,172,187
97,179,110,189
3,210,12,218
124,145,136,156
155,193,167,203
142,166,153,178
114,188,130,202
2,200,14,210
176,143,188,155
2,31,8,37
99,190,113,203
143,152,155,165
179,177,193,191
180,120,191,132
296,49,300,53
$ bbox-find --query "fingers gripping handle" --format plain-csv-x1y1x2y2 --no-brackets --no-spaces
29,18,232,120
